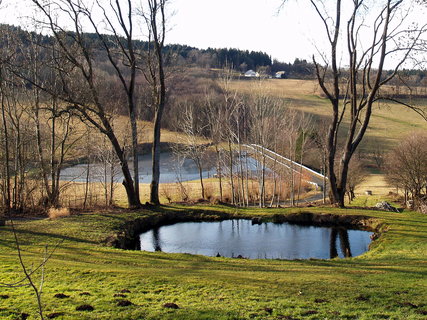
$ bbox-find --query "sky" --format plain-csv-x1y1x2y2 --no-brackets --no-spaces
1,0,425,67
166,0,319,63
0,0,323,64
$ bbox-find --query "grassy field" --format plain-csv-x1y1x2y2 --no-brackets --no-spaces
0,205,426,319
229,79,427,154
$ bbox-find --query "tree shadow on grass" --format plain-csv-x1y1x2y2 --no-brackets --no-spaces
0,226,97,245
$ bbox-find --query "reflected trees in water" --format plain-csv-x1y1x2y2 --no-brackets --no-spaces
329,227,352,259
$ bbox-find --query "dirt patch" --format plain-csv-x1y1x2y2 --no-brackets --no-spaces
163,302,179,309
76,304,94,311
47,312,64,319
116,299,133,307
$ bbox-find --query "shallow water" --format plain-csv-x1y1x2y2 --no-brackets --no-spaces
139,220,373,260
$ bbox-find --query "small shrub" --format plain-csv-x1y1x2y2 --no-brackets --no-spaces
48,207,71,219
160,186,173,203
204,184,214,201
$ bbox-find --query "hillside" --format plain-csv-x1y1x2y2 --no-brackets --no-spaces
229,78,427,155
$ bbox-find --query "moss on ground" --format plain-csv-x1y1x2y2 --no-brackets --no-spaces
0,205,426,319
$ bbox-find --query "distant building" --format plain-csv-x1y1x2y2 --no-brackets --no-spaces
244,70,259,78
275,71,286,79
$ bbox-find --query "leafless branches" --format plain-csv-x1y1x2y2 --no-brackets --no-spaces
294,0,427,206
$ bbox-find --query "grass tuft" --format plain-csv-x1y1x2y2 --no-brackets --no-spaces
48,207,71,219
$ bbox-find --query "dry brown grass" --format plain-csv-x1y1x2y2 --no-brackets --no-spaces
48,207,71,219
57,175,314,208
355,174,395,197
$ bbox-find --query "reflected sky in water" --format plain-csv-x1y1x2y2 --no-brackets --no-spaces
139,220,373,260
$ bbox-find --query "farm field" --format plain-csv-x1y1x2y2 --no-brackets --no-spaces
229,79,427,154
0,206,426,319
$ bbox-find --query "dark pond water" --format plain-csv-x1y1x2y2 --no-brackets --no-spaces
139,220,373,260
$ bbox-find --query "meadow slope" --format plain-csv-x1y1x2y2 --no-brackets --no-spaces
0,206,426,319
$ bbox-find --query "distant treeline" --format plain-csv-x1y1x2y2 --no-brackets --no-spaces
0,24,311,78
2,24,427,82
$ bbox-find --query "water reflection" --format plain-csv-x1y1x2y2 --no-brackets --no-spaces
139,220,373,260
152,227,162,252
329,227,352,258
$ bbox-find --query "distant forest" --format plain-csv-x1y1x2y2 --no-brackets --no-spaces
2,24,427,83
0,24,317,78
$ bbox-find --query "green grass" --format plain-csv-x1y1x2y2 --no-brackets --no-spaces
0,205,426,319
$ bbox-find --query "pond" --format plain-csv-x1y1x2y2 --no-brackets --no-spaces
139,220,373,260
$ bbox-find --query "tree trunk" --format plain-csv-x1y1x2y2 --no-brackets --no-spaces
0,87,11,210
130,112,140,203
196,158,205,199
103,127,139,208
150,112,162,205
215,145,223,202
228,140,235,205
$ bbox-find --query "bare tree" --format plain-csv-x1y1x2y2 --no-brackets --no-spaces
345,157,368,203
94,136,120,206
172,102,209,199
140,0,169,205
282,0,427,207
283,109,301,206
0,30,14,210
295,113,313,204
312,119,330,204
29,0,143,207
385,131,427,206
219,70,244,205
248,87,286,207
204,89,226,202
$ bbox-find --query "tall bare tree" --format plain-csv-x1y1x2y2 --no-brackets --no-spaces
172,102,209,199
282,0,427,207
29,0,143,207
141,0,168,205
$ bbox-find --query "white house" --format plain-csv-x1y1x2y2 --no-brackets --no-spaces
275,71,286,79
244,70,259,78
